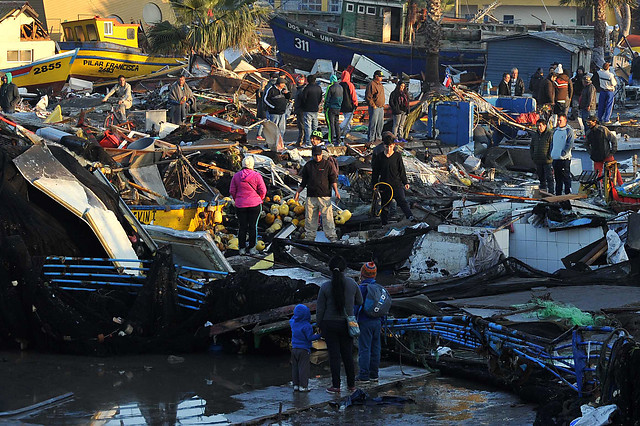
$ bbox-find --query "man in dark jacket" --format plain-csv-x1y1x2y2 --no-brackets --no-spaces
529,68,544,101
0,72,20,113
293,75,307,146
300,74,323,146
294,145,340,241
264,77,291,137
366,70,385,143
498,73,511,96
571,66,585,117
538,72,556,107
371,132,413,225
530,119,554,192
578,74,597,129
339,70,358,142
510,68,525,96
584,115,622,186
324,74,343,145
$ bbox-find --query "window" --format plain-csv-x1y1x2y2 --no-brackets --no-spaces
74,25,86,41
86,24,98,41
357,5,365,13
127,28,135,39
329,0,342,13
143,3,162,24
366,6,376,15
503,14,514,24
104,21,113,35
346,2,354,12
6,49,32,62
64,27,74,41
300,0,321,11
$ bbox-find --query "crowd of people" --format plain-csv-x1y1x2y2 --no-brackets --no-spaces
291,255,388,393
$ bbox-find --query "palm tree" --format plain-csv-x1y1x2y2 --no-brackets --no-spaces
148,0,270,65
560,0,634,66
424,0,443,87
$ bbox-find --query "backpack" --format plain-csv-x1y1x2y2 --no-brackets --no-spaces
363,283,391,318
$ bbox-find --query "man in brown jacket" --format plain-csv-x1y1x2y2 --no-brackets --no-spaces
365,70,385,144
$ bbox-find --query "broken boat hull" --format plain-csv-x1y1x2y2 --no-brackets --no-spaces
129,202,225,232
0,50,78,92
270,15,486,77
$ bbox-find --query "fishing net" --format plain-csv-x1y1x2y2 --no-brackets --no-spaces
513,299,607,327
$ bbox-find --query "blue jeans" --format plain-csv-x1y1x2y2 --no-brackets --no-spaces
270,113,286,137
340,111,354,136
368,107,384,142
552,159,572,195
597,90,615,123
535,163,554,192
303,111,318,145
358,319,381,380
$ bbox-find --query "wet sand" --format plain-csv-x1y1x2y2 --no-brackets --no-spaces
0,350,536,424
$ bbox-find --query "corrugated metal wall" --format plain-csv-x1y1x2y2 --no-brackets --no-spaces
486,38,572,92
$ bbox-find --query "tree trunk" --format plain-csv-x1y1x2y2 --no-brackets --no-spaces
592,0,607,67
614,4,631,38
424,0,442,86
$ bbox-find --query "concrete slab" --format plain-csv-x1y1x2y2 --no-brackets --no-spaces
222,365,431,424
450,285,640,313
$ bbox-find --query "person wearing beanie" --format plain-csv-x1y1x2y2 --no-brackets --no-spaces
229,155,267,255
355,261,382,382
324,74,344,145
371,133,414,225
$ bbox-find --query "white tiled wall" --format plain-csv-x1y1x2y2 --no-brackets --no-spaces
509,215,604,273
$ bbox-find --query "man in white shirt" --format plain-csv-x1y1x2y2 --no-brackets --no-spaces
597,62,617,124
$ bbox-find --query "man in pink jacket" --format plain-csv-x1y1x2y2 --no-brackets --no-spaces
229,156,267,254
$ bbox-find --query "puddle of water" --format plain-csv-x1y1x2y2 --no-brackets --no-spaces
0,351,536,425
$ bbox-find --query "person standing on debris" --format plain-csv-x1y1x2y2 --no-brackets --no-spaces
578,74,597,127
0,73,20,114
529,118,554,193
355,262,382,383
289,303,321,392
324,74,344,145
294,145,340,242
102,74,132,122
316,255,363,394
310,129,339,175
293,74,307,146
611,24,620,49
510,68,525,96
497,73,511,96
366,70,385,144
584,115,623,186
300,74,323,146
229,155,267,255
339,69,358,143
256,79,268,141
597,62,617,124
389,81,410,142
264,77,291,137
371,132,414,225
550,114,575,195
168,75,196,124
554,64,572,116
529,68,544,100
571,66,585,119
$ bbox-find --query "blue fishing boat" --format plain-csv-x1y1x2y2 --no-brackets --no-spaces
269,15,486,77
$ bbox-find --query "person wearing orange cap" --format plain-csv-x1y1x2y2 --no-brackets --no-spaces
355,261,382,383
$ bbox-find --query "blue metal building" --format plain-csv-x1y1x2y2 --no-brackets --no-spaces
485,32,592,90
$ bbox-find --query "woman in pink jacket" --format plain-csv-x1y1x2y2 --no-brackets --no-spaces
229,156,267,254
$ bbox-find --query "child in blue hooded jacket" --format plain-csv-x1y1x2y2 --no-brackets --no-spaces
290,304,321,391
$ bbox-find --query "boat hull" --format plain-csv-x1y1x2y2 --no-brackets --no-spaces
129,202,225,232
0,50,78,92
270,16,486,77
59,45,184,82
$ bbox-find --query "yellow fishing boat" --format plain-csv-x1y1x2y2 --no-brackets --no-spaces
129,201,226,232
0,49,78,92
58,17,184,82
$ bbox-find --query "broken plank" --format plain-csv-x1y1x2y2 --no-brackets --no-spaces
542,193,588,203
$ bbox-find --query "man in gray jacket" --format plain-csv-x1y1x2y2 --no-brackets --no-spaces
550,114,575,195
168,75,196,124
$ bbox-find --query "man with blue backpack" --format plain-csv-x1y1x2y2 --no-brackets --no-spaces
355,261,391,383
